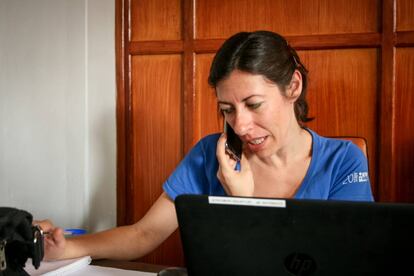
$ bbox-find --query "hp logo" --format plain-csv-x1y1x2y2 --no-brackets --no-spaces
284,252,316,275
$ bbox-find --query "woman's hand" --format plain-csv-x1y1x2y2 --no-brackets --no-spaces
33,219,67,260
216,134,254,196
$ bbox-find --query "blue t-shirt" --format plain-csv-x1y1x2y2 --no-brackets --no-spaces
163,129,373,202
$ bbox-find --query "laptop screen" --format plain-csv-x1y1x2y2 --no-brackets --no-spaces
175,194,414,276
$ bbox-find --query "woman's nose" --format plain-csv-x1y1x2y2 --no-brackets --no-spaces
233,111,252,136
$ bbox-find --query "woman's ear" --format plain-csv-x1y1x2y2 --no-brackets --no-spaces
286,70,302,101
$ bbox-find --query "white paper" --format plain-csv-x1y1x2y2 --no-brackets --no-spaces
70,265,157,276
25,256,91,275
25,256,157,275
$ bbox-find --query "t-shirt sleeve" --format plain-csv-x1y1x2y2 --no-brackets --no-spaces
163,139,209,201
329,143,374,201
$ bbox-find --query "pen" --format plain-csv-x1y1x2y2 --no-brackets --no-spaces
43,228,86,236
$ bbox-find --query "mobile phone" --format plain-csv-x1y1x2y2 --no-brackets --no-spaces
224,122,243,161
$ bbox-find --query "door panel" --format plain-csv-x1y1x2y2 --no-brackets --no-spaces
395,48,414,201
130,54,184,265
195,54,222,140
131,0,182,41
196,0,379,39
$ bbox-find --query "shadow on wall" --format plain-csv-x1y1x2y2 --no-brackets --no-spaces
87,107,116,232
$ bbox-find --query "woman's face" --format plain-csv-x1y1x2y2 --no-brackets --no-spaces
216,70,299,157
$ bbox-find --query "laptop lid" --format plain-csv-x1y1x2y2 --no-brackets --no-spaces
175,194,414,276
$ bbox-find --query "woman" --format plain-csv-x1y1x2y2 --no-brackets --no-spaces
39,30,373,261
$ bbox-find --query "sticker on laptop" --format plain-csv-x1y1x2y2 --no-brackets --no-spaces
208,196,286,208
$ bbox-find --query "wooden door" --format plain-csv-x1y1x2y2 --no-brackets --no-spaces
116,0,414,266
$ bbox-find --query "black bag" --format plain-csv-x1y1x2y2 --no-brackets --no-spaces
0,207,44,276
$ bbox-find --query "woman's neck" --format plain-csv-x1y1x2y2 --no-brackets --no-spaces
250,125,312,168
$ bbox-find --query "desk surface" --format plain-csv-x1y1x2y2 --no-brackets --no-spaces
92,259,167,273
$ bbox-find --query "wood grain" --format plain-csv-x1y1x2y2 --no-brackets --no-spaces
195,54,223,141
396,0,414,31
131,0,182,41
378,0,396,202
115,0,130,226
183,0,197,152
302,49,378,195
396,31,414,46
192,33,382,53
196,0,379,39
395,48,414,202
129,41,184,54
131,55,184,265
127,33,383,56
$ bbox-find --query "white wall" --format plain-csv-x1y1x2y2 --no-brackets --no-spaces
0,0,116,232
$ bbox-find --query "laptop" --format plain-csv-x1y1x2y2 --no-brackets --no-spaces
174,194,414,276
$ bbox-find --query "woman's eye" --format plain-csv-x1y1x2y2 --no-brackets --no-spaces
220,107,234,114
247,102,262,110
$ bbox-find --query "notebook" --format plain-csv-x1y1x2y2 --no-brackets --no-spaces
24,256,157,275
25,256,92,275
175,194,414,276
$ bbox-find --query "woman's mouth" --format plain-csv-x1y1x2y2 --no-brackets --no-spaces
248,137,266,145
246,136,268,152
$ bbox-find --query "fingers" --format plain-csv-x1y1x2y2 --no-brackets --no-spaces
43,227,66,260
52,227,65,243
216,168,231,195
43,227,64,245
216,134,238,171
240,152,251,172
33,218,68,261
33,219,53,228
217,133,255,196
216,134,227,164
34,219,55,232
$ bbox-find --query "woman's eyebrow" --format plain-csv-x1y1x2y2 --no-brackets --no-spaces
217,101,232,105
242,94,263,102
218,94,263,105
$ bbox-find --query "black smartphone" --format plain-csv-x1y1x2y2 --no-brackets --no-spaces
224,122,243,161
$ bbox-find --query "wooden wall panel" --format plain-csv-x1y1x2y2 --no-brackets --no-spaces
302,49,378,195
131,0,181,41
195,54,222,140
131,54,183,218
395,48,414,202
196,0,379,39
397,0,414,31
117,0,414,267
131,55,184,264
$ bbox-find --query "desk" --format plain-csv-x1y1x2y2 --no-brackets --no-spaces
92,259,167,273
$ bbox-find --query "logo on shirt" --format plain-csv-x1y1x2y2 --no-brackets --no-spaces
342,172,369,185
